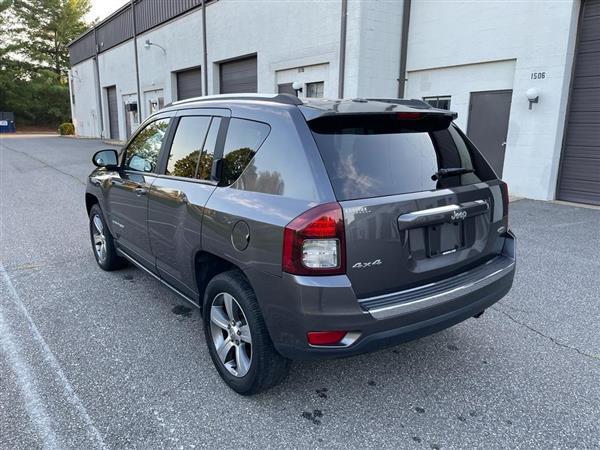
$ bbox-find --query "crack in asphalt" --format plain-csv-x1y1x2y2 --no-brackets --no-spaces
0,140,86,186
492,305,600,362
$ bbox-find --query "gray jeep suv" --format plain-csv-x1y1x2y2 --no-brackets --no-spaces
86,94,515,394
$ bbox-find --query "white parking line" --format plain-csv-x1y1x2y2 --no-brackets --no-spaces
0,306,61,449
0,262,107,449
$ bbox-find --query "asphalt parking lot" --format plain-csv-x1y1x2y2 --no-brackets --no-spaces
1,134,599,449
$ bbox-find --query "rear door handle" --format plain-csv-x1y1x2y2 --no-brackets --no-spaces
397,200,489,231
135,187,147,196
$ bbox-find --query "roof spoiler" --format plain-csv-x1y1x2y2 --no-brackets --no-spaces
367,98,458,119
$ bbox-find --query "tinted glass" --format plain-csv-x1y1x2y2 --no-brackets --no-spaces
221,118,270,186
311,118,492,201
166,116,211,178
198,117,221,180
125,118,170,172
233,127,319,201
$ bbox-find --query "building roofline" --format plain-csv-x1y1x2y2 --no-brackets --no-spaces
68,2,132,47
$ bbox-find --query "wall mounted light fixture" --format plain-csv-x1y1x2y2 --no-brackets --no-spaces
526,88,539,110
144,39,166,54
292,81,303,97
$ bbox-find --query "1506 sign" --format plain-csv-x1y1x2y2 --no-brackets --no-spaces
530,71,547,80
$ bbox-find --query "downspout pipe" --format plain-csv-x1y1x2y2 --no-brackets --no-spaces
202,0,208,95
131,0,143,121
338,0,347,99
397,0,411,98
93,26,104,138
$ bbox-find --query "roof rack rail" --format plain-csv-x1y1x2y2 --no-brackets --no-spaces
171,93,303,107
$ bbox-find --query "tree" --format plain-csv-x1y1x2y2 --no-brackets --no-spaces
11,0,90,76
0,0,90,127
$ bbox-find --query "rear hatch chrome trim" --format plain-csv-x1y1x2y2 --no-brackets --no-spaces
359,233,515,320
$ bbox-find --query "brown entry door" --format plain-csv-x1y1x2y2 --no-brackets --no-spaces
467,90,513,177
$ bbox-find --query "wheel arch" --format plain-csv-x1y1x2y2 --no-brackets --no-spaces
194,251,253,311
85,193,99,215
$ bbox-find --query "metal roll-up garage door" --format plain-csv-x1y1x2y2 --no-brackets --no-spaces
106,86,120,140
557,0,600,205
220,56,257,94
176,68,202,100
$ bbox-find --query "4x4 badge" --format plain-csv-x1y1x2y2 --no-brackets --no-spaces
352,259,382,269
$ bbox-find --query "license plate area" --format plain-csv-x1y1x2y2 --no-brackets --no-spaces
427,221,465,257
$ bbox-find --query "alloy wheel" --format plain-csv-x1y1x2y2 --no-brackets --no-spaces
209,292,253,377
92,214,107,263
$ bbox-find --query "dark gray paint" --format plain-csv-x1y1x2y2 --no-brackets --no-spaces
398,0,411,97
219,56,257,94
338,0,347,98
69,31,95,65
106,86,120,140
132,0,142,124
86,97,514,360
467,90,512,177
68,0,214,65
202,0,209,95
135,0,203,34
557,0,600,205
176,67,203,100
96,7,133,53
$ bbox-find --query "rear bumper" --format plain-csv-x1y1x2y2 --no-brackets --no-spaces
253,232,516,360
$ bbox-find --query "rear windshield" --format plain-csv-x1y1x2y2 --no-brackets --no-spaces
309,114,495,200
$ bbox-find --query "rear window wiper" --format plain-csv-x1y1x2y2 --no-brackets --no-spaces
431,167,474,181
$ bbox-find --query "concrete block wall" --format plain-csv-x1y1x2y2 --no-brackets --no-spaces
405,0,581,201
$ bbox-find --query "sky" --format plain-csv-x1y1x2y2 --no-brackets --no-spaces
86,0,129,24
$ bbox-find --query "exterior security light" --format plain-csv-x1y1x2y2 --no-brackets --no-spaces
292,81,303,97
144,39,166,54
526,88,539,110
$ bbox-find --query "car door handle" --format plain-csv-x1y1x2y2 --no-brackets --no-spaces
110,178,124,186
135,187,147,196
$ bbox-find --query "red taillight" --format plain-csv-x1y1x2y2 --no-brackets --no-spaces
282,202,346,275
307,331,347,346
396,112,422,120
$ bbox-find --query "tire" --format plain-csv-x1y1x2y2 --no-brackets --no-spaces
203,270,290,395
89,204,126,271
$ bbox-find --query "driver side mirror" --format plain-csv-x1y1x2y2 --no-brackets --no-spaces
92,149,119,168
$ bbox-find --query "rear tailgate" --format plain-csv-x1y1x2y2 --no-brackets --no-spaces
341,183,506,298
308,110,509,299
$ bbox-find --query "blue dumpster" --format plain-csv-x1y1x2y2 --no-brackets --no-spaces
0,112,16,133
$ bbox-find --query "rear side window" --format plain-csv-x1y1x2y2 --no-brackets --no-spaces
220,118,270,186
310,115,494,200
166,116,211,179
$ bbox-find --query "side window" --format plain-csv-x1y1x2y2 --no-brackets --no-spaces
198,117,221,180
166,116,211,178
124,118,170,172
220,118,270,186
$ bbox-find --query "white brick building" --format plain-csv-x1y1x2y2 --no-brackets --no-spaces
68,0,600,205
